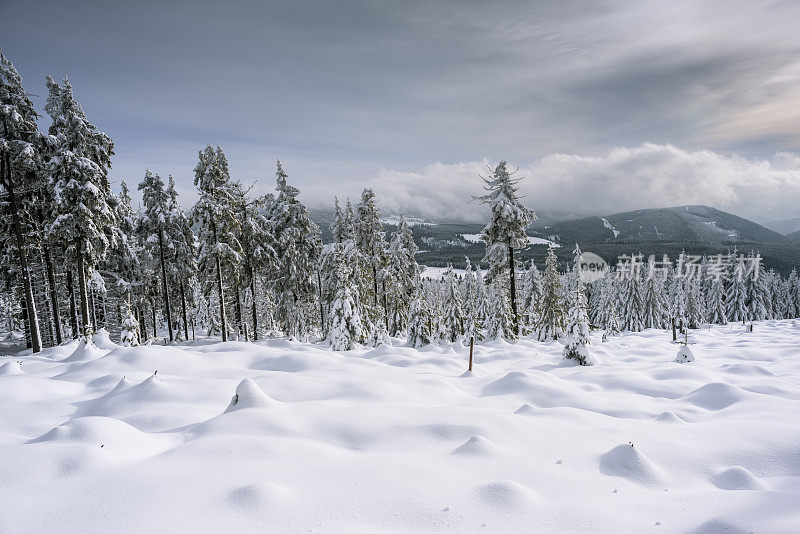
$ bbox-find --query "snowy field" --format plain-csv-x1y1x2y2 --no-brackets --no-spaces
1,322,800,533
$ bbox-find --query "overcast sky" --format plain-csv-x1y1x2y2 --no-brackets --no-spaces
2,0,800,223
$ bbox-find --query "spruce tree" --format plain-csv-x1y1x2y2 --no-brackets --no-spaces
441,264,465,342
385,212,420,335
355,188,388,324
706,277,728,325
192,145,241,341
138,170,174,342
641,274,667,329
476,162,536,335
0,51,43,351
407,291,432,347
166,175,197,341
562,280,593,365
269,161,321,337
327,246,363,351
45,75,116,340
537,245,564,341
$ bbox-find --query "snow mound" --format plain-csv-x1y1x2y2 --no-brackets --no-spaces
655,411,684,422
0,360,24,375
514,403,536,415
452,435,499,456
224,378,275,413
475,481,537,509
92,328,118,350
227,481,293,509
675,345,695,363
681,382,745,411
29,416,177,458
62,340,107,362
599,443,666,486
712,466,765,490
481,371,534,396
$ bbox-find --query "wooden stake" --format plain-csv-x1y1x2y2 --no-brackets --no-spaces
468,336,474,372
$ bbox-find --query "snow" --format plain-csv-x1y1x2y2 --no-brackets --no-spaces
601,217,620,238
461,234,560,247
1,321,800,533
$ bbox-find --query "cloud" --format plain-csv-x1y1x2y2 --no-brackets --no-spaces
325,144,800,224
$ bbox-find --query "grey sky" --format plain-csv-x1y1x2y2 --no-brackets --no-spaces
2,0,800,222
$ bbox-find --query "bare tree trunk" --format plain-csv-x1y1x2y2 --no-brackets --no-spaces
180,281,189,342
211,219,227,342
1,148,41,352
139,305,148,342
317,270,324,334
234,284,245,341
76,243,91,338
157,229,174,342
508,240,519,336
42,240,63,344
66,268,78,339
250,270,259,341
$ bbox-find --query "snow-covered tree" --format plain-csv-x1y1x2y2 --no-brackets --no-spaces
641,274,667,329
269,160,321,337
385,212,421,336
441,264,464,342
537,245,564,341
726,260,748,323
119,302,139,346
166,175,196,341
476,161,536,335
355,188,388,323
522,262,543,332
705,277,728,325
407,291,432,347
192,144,241,341
485,275,515,340
327,247,363,351
619,273,644,332
0,50,43,351
45,75,116,340
138,170,174,341
562,280,593,365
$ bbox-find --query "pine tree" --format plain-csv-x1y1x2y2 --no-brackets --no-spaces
269,160,321,337
45,75,116,340
485,276,515,340
233,182,275,341
686,276,704,329
138,170,175,342
562,280,594,365
327,246,363,351
706,277,728,325
385,212,420,335
166,175,197,341
522,262,543,332
0,50,43,351
191,145,241,341
746,261,768,321
641,274,667,329
441,264,465,342
407,291,432,347
726,265,748,323
537,245,564,341
476,162,536,335
119,302,139,346
355,188,388,325
786,269,800,319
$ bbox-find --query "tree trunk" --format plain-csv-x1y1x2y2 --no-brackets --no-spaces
76,241,91,339
211,219,227,342
139,305,148,342
1,149,42,352
157,229,174,342
317,270,324,334
180,281,189,342
151,295,157,339
20,297,31,349
234,284,245,341
66,268,79,339
508,241,519,336
250,270,259,341
43,243,62,344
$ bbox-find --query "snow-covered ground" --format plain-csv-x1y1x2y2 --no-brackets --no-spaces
1,322,800,533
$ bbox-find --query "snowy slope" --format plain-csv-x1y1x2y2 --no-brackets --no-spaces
1,323,800,533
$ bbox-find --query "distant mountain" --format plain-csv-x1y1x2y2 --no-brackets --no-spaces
764,217,800,236
532,205,787,245
310,205,800,275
